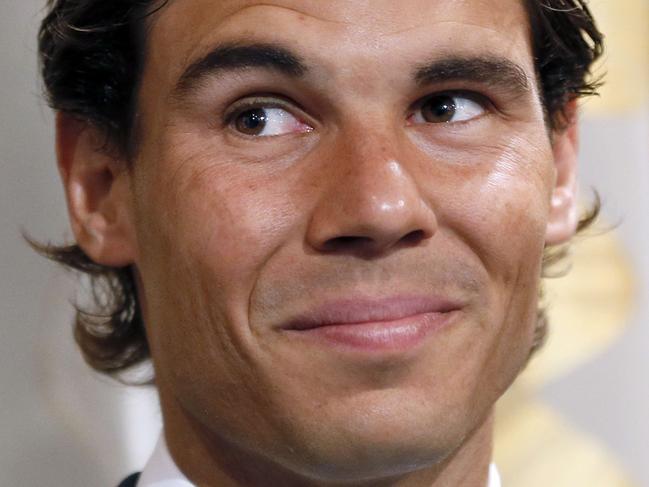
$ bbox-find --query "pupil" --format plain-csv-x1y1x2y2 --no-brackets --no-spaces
424,96,456,122
237,108,267,134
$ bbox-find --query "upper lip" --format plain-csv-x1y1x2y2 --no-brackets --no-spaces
280,295,461,331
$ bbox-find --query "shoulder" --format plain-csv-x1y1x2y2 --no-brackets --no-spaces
117,472,141,487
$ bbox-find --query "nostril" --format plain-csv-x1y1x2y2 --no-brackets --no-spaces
401,230,427,246
322,235,373,252
320,230,428,254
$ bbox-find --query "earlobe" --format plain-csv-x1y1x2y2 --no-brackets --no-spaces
56,113,137,267
545,103,580,246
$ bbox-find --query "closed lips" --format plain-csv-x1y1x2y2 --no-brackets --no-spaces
280,295,461,331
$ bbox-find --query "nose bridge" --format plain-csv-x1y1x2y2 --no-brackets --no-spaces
306,127,437,256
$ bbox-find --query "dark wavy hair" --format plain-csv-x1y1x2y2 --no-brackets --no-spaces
32,0,603,382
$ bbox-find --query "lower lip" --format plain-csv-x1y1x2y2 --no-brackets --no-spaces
285,311,456,353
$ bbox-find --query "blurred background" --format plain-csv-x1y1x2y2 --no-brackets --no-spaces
1,1,647,485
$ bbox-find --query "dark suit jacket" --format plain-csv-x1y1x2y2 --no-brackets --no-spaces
117,472,141,487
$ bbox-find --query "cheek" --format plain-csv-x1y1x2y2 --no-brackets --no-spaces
430,141,553,376
130,148,318,451
130,148,304,371
437,140,553,284
136,152,299,285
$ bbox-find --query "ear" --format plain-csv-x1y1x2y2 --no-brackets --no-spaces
545,102,580,246
56,113,137,266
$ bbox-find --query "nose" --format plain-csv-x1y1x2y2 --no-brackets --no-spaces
305,136,437,258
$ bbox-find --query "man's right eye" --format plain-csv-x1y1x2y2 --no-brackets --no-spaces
409,92,487,125
229,105,313,138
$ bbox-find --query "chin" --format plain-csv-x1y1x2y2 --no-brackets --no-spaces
267,406,480,484
282,444,447,485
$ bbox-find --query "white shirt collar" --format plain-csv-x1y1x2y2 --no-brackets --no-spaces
488,462,502,487
137,435,194,487
138,434,501,487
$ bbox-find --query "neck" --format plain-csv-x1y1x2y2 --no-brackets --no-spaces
159,386,494,487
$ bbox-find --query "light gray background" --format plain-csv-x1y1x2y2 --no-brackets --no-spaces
2,2,647,486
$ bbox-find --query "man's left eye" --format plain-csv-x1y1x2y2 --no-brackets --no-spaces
410,93,486,124
231,106,313,137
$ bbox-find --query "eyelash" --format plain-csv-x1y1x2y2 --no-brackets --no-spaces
415,90,490,113
222,95,305,127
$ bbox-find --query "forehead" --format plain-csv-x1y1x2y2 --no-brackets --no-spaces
153,0,529,32
145,0,533,86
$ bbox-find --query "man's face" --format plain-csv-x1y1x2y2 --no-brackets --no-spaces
125,0,569,481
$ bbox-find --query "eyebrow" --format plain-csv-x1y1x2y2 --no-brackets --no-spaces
414,56,530,94
172,42,530,102
173,42,308,98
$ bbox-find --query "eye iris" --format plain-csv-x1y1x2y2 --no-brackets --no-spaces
422,96,457,123
235,108,267,134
